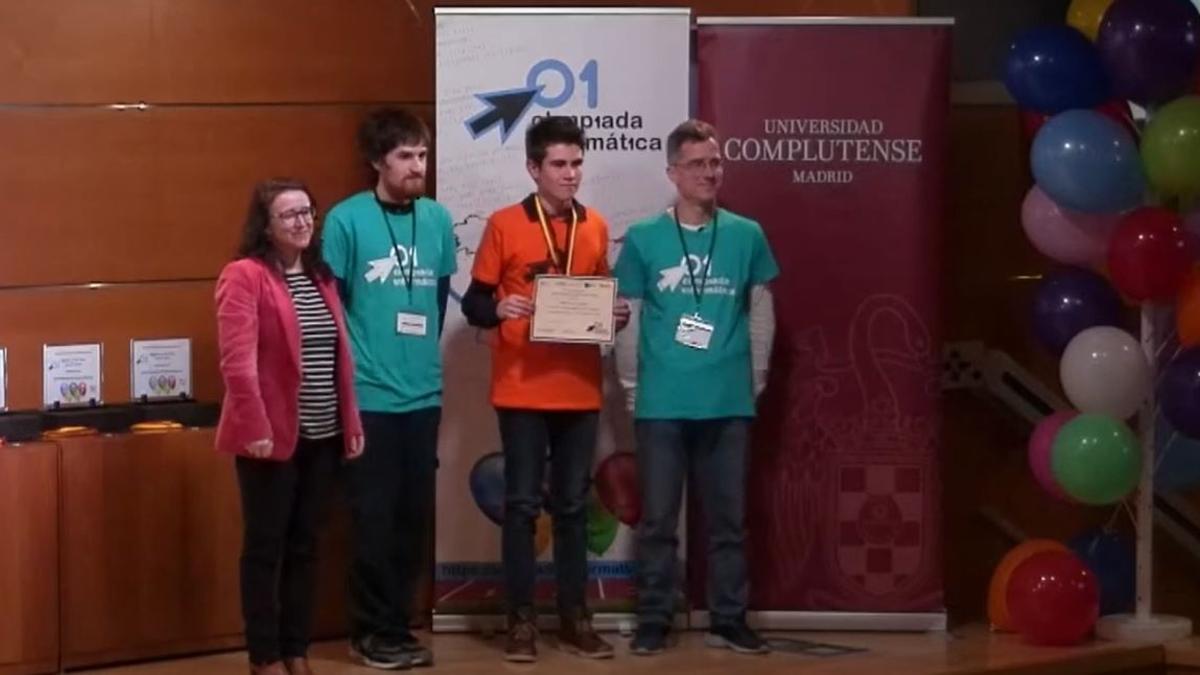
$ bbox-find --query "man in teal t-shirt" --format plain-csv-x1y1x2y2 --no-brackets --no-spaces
614,119,778,657
322,107,455,670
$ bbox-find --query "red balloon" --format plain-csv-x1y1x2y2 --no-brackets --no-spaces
1107,207,1192,302
1006,550,1099,646
595,451,641,526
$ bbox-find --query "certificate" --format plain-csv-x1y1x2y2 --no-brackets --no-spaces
131,338,192,401
43,343,103,408
530,275,617,344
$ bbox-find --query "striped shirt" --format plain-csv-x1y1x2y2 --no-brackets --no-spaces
285,272,341,440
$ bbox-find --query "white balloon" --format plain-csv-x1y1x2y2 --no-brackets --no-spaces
1060,326,1150,420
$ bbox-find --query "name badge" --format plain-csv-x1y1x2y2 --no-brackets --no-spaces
675,314,714,350
397,311,428,337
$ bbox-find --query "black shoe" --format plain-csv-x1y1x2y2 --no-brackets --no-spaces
630,624,669,656
704,621,770,655
391,633,433,668
349,635,411,670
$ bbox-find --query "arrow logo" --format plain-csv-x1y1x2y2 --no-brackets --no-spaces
464,86,542,142
365,255,398,284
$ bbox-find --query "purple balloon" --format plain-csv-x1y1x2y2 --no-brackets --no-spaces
1032,267,1124,355
1096,0,1200,105
1160,347,1200,438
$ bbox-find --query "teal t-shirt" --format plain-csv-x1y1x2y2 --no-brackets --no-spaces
322,191,457,412
613,208,779,420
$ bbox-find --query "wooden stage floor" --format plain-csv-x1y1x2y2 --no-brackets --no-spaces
74,626,1200,675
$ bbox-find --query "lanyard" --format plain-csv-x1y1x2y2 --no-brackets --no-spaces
377,198,417,297
672,206,719,310
533,195,578,275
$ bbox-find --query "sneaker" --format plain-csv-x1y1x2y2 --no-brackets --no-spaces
504,618,538,663
558,610,614,659
704,621,770,655
349,635,411,670
391,633,433,668
630,624,669,656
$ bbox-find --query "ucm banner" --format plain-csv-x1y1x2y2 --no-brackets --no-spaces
694,18,951,627
433,7,689,626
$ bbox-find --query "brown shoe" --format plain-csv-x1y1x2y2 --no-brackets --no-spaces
249,662,288,675
504,618,538,663
558,611,614,659
283,657,313,675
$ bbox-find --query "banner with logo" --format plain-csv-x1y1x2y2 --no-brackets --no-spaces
694,19,951,626
433,7,690,625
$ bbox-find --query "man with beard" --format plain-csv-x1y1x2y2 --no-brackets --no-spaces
323,107,456,670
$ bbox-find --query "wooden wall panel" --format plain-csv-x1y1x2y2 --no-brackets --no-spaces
0,282,219,410
0,443,59,675
0,105,435,288
0,0,154,104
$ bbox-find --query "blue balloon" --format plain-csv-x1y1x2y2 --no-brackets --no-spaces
1003,25,1110,114
1155,412,1200,491
469,452,505,526
1031,267,1124,355
1031,110,1146,214
1160,348,1200,439
1068,529,1135,616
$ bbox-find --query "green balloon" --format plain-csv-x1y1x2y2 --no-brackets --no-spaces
586,494,619,556
1051,413,1141,505
1142,96,1200,199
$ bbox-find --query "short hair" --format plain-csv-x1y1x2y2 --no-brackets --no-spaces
666,119,719,164
357,107,431,165
526,116,585,164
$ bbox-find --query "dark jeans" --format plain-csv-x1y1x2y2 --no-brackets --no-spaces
236,435,340,665
344,408,441,641
634,418,751,627
497,408,598,617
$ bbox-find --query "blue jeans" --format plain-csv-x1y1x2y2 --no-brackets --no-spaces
634,418,751,627
497,408,598,617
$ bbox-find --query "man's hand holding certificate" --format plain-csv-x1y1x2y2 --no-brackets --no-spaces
530,275,618,344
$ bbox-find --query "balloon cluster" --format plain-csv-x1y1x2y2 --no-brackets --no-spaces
1000,0,1200,645
467,450,641,557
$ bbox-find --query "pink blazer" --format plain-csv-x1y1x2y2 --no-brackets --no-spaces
214,258,363,460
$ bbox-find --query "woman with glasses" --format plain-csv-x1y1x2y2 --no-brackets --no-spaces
215,178,365,675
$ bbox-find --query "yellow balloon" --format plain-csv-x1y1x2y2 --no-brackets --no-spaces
1066,0,1115,41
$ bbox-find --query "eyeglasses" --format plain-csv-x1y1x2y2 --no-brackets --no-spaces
272,206,317,223
674,157,723,174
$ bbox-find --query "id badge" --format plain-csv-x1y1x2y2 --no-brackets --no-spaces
397,311,428,337
675,314,714,350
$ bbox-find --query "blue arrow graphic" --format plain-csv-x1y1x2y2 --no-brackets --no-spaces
464,86,542,142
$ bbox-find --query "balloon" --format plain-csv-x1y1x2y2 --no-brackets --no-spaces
1007,550,1099,645
1031,110,1145,214
468,452,505,526
595,451,641,526
1155,411,1200,490
1068,528,1135,616
1142,96,1200,200
1021,186,1119,265
1107,207,1192,302
1177,269,1200,348
1052,413,1141,504
1097,0,1200,106
1003,25,1109,114
1021,100,1136,144
988,539,1069,632
1160,347,1200,438
586,494,619,556
1059,327,1150,419
1031,267,1124,355
1029,411,1080,501
1067,0,1116,41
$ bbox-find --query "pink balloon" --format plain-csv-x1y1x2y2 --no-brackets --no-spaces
1029,410,1079,502
1021,186,1121,265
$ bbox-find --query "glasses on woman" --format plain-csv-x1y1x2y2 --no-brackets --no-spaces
273,205,317,225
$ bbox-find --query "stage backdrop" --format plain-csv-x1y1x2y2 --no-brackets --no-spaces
433,7,690,628
695,18,951,628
